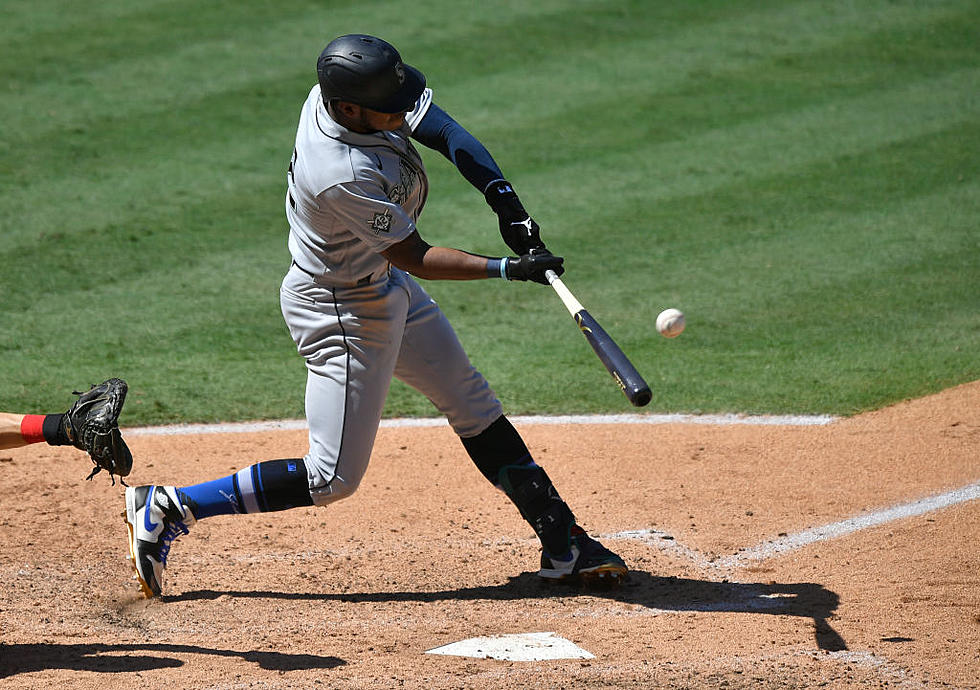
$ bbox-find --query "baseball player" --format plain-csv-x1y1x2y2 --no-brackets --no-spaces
124,34,627,598
0,378,133,482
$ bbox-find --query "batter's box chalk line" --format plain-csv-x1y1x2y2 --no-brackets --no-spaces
607,479,980,571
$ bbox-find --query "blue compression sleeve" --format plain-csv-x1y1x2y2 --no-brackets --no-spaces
411,103,504,193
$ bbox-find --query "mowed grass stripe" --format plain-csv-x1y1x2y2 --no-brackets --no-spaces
604,125,979,328
464,9,979,172
4,0,652,244
4,1,969,209
490,68,979,279
425,115,979,414
5,0,970,183
0,76,302,250
1,0,637,141
646,122,979,286
0,232,301,419
5,3,973,252
5,1,965,178
4,59,973,279
428,0,974,136
4,68,974,329
435,158,980,415
663,181,980,414
4,65,971,314
2,1,977,419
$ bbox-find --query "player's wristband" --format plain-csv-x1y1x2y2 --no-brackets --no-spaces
487,258,508,279
484,179,527,217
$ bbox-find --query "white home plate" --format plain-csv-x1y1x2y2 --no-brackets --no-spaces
425,632,594,661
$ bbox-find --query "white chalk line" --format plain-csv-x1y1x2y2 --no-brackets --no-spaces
607,479,980,571
123,412,836,436
607,528,719,571
119,410,975,633
120,413,975,574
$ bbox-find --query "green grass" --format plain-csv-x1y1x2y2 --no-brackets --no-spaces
1,0,977,423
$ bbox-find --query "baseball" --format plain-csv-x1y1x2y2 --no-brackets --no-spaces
656,308,685,338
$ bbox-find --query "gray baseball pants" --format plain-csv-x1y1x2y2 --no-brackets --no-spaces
280,264,503,505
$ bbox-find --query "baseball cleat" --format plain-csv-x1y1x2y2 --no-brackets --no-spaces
124,485,196,598
538,525,628,586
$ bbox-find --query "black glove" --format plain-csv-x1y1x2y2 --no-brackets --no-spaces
505,249,564,285
484,179,546,255
63,378,134,484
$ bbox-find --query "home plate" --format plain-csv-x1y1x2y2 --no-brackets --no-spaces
425,632,594,661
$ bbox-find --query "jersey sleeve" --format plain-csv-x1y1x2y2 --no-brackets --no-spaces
404,87,434,132
319,181,417,252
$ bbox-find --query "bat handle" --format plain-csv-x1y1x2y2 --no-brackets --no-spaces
544,270,585,315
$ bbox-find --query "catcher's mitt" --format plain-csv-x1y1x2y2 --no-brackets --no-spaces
63,378,133,484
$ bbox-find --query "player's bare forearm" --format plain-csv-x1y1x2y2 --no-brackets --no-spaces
382,231,496,281
413,246,497,281
0,413,27,450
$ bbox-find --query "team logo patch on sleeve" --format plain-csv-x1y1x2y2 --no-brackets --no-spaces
369,209,393,234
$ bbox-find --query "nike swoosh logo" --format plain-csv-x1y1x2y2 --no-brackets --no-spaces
143,489,160,532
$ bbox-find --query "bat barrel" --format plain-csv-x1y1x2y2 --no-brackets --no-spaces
545,271,651,408
575,309,652,407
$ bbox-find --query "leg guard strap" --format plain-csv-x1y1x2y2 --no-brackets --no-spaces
498,464,575,558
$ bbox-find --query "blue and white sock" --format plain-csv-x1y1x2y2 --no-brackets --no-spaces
178,458,313,519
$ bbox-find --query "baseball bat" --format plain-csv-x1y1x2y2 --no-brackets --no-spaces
545,270,652,407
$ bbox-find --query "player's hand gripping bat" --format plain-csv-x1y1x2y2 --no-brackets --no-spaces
545,270,652,407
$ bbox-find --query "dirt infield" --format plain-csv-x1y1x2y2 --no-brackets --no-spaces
2,382,978,689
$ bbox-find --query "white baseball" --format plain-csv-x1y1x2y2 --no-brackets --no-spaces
656,308,685,338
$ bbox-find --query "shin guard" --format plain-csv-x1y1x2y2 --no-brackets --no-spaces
497,463,575,559
460,415,531,482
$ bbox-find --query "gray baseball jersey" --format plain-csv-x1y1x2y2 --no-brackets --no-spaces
281,84,502,504
285,85,432,285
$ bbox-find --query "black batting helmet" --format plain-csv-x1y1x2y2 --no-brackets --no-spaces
316,34,426,113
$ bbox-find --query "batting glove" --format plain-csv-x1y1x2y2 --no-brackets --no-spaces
505,249,564,285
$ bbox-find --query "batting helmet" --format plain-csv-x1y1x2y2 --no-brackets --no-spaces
316,34,426,114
